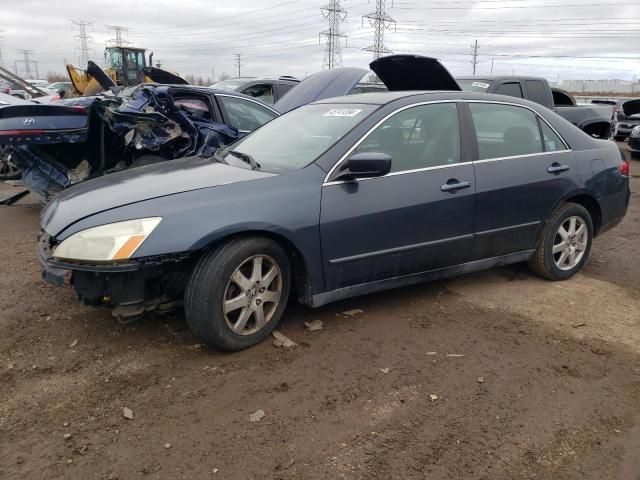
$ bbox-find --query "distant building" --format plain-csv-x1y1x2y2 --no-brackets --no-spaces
561,79,639,94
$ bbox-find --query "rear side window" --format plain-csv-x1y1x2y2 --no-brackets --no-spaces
469,103,543,160
495,82,523,99
354,102,460,172
539,120,567,152
525,80,550,107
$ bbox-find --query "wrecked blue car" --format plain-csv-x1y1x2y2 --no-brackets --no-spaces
0,84,279,203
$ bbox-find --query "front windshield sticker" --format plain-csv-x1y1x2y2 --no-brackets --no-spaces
472,82,490,89
323,108,363,117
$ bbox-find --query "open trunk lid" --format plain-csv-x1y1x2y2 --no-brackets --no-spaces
369,54,461,92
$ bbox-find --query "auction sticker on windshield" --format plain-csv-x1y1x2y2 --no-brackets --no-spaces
323,108,363,117
472,82,490,89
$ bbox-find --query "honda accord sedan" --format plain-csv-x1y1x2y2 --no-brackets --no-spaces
38,61,630,351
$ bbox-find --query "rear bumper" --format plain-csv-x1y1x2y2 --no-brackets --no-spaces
598,188,630,236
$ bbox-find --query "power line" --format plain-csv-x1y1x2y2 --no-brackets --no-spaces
471,39,479,75
362,0,396,60
320,0,348,69
15,49,38,79
106,25,130,47
70,19,94,67
235,53,243,77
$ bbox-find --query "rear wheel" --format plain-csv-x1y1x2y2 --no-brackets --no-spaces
185,237,291,350
528,203,593,280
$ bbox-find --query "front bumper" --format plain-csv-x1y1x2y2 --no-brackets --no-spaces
38,233,140,284
38,232,191,318
629,137,640,153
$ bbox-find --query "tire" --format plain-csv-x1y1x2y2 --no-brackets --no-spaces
613,136,625,142
185,237,291,351
528,202,593,281
631,151,640,160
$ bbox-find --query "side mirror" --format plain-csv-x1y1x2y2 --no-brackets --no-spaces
337,152,392,181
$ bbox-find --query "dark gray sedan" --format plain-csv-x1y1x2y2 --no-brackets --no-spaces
38,59,630,351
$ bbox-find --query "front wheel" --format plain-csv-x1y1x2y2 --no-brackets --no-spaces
528,202,593,281
185,237,291,350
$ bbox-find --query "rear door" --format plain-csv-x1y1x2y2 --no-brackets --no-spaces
320,101,476,291
466,101,576,259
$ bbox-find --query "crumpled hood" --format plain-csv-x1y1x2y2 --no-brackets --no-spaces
41,156,276,236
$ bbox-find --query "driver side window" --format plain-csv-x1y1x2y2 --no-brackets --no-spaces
354,103,460,173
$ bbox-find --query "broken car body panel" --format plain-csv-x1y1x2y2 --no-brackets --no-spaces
0,84,274,203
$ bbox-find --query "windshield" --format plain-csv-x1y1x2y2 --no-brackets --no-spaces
222,103,377,172
210,79,253,91
457,79,493,92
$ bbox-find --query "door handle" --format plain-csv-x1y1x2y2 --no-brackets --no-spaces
547,163,570,174
441,179,471,192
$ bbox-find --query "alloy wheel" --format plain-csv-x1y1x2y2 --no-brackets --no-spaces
222,254,283,335
552,216,588,271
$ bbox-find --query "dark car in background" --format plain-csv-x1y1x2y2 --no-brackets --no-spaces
457,76,615,139
209,76,300,104
37,55,630,351
613,99,640,141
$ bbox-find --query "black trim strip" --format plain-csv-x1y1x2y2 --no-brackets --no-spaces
329,233,473,265
313,250,535,308
475,221,540,237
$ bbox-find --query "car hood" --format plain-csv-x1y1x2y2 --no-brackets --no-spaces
41,156,276,236
369,54,461,91
274,67,368,113
622,99,640,117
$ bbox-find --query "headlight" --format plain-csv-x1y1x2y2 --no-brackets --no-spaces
53,217,162,262
631,126,640,138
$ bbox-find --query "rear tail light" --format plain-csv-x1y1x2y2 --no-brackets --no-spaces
620,159,630,177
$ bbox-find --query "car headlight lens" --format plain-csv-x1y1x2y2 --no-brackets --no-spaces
631,126,640,138
53,217,162,262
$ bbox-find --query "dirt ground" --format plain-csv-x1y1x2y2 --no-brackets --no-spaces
1,146,639,480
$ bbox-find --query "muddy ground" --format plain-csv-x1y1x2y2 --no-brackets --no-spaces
1,146,639,480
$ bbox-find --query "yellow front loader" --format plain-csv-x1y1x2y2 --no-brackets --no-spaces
66,46,187,97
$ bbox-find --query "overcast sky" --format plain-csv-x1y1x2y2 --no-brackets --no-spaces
1,0,639,84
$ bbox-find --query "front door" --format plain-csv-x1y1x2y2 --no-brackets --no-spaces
320,102,476,291
466,101,576,258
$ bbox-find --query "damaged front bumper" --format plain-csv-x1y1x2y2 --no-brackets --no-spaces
38,233,192,319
